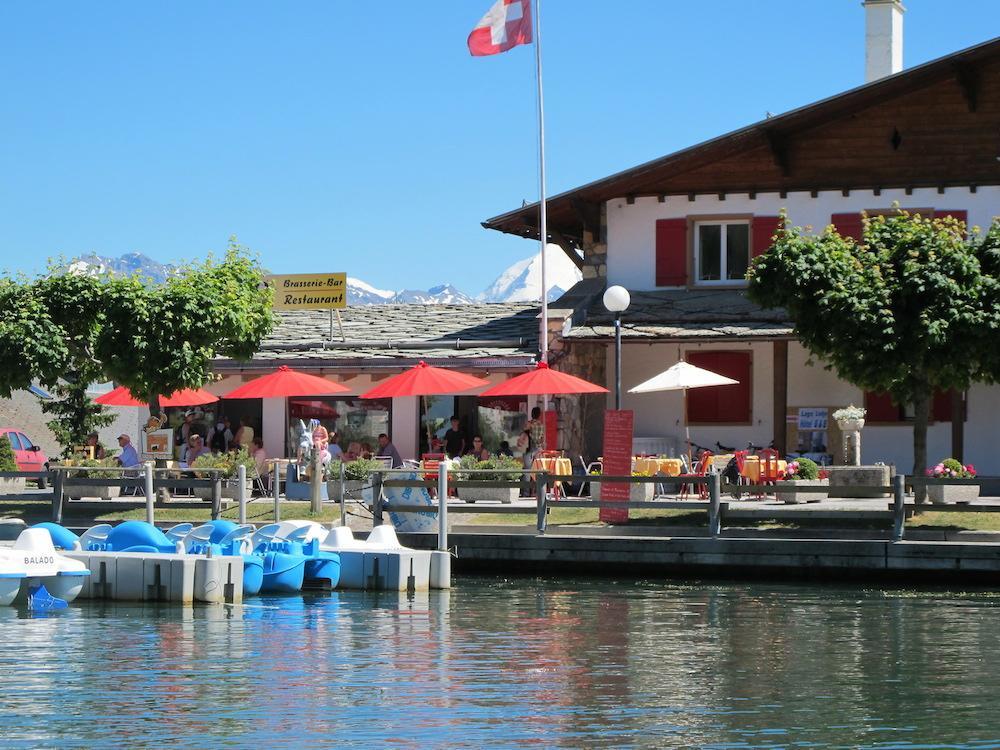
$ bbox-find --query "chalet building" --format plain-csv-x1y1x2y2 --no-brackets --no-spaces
484,5,1000,472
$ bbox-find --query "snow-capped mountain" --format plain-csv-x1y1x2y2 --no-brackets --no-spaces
477,244,582,303
67,252,176,283
66,247,583,306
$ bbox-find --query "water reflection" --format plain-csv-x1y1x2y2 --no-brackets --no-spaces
0,580,998,747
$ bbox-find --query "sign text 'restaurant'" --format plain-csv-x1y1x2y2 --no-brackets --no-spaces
265,273,347,310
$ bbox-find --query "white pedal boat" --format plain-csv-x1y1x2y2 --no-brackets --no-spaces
0,528,90,605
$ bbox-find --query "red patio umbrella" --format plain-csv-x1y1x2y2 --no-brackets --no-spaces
359,361,488,400
359,362,489,451
222,365,350,399
94,386,220,408
477,362,608,397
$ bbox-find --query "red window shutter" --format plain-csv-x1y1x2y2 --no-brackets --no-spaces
932,389,955,422
831,212,863,241
686,352,752,423
752,216,781,257
936,210,968,237
655,218,688,286
864,391,902,422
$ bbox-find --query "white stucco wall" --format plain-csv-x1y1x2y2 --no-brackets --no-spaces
606,186,1000,290
615,341,1000,474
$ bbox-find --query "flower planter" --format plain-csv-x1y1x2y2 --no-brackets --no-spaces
64,483,120,501
590,481,655,503
775,478,829,504
458,484,518,504
836,418,865,432
0,477,25,496
928,483,979,504
327,479,374,505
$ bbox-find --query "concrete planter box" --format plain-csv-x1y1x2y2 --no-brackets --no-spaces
458,485,518,504
928,483,980,504
836,418,865,432
826,465,892,498
775,478,829,504
65,483,120,501
590,481,655,503
0,477,25,496
194,480,251,500
327,479,373,504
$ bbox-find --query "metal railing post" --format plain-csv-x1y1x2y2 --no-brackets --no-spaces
338,461,346,527
51,469,64,524
438,459,449,552
372,471,384,527
237,463,247,525
272,463,281,522
536,470,548,534
892,473,906,542
708,473,722,538
144,462,155,525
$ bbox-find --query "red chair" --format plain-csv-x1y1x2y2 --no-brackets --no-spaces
758,448,782,495
679,451,713,500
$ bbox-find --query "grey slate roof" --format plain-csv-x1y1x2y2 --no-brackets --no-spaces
559,286,794,340
217,303,541,368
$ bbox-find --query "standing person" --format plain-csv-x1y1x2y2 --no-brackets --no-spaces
376,433,402,468
234,417,255,451
527,407,545,459
443,416,465,458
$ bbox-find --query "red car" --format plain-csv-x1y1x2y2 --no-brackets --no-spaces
0,428,49,486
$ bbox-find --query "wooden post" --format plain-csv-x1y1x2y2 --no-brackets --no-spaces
536,470,548,534
708,473,722,538
772,340,788,453
51,469,64,524
892,473,906,542
211,472,222,521
951,389,965,464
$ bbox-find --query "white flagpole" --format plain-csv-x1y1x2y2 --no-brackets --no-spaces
533,0,548,365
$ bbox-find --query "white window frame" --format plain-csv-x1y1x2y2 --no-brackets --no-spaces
693,220,751,286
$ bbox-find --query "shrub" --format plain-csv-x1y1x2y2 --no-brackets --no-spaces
328,457,383,482
191,448,255,479
67,458,120,480
0,436,17,473
455,454,522,482
927,458,976,479
783,457,820,481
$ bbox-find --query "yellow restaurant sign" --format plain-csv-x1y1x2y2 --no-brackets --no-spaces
265,273,347,310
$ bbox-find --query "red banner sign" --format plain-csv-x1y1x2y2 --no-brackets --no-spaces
600,409,633,523
544,410,558,451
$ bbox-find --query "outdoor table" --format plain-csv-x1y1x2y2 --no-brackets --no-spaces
633,457,682,476
711,454,735,472
741,456,787,483
531,456,573,498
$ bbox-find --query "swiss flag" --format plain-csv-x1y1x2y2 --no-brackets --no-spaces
468,0,532,57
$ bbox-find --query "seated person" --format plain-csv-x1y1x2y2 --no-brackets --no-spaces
496,441,514,458
252,436,268,476
85,432,106,460
345,442,362,461
360,441,373,459
186,434,210,463
376,433,402,468
466,435,490,461
328,431,344,460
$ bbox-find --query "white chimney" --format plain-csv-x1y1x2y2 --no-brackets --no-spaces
864,0,904,82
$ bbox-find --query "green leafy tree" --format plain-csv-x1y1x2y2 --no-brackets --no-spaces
40,378,117,458
0,240,274,426
0,436,17,473
748,210,1000,500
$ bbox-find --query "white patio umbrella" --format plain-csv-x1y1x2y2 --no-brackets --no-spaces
628,361,739,466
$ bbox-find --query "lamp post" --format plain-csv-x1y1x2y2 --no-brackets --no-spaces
602,285,631,410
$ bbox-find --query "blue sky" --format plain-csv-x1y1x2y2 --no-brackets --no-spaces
0,1,996,294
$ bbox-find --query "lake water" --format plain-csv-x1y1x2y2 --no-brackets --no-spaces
1,577,999,748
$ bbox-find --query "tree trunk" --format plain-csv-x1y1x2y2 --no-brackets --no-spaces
147,395,169,503
912,388,930,505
